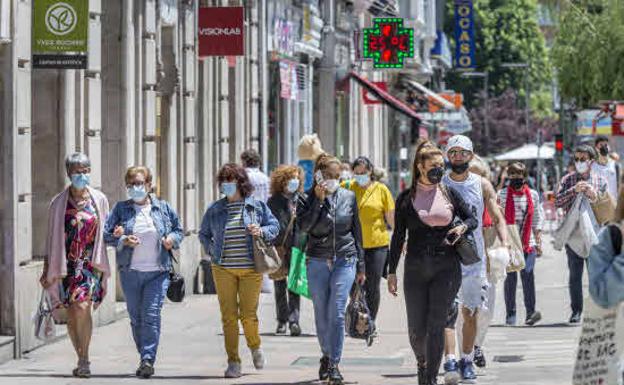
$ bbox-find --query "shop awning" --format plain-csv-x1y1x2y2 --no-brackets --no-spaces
349,71,421,121
405,79,456,110
494,143,555,161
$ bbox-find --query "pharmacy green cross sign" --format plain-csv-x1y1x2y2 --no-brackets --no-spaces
362,18,414,69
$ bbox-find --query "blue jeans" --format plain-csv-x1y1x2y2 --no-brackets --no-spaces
307,256,356,365
120,270,170,364
504,252,537,318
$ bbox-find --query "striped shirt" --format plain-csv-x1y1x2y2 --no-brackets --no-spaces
498,188,544,247
221,202,254,269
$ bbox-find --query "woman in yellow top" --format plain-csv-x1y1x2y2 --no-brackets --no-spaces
344,156,395,324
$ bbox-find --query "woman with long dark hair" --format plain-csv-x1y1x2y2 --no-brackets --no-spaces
387,147,478,385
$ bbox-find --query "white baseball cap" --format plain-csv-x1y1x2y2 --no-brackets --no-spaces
446,135,474,153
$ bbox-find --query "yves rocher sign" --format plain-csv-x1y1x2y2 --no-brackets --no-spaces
198,7,244,57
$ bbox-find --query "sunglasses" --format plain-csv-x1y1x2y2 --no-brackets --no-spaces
448,149,472,158
573,158,589,162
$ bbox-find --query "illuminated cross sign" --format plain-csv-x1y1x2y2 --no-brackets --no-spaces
362,18,414,69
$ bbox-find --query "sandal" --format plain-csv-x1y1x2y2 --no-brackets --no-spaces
72,360,91,378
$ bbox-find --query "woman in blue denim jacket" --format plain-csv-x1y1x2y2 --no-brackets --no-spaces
103,166,184,378
199,163,279,379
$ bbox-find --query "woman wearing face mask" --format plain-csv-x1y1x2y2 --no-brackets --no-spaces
343,156,394,328
497,162,544,327
387,147,478,385
199,163,279,378
297,154,366,385
267,165,305,336
103,166,184,378
39,152,110,378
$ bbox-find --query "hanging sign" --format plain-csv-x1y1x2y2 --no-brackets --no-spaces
198,7,244,57
362,18,414,69
32,0,89,69
454,0,476,70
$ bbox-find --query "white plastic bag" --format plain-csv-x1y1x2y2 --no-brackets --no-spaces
487,246,511,283
33,290,56,341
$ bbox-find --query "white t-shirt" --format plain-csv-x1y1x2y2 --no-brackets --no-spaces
592,160,618,199
130,203,161,272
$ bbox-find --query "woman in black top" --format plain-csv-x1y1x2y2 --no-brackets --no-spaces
387,147,478,385
267,165,305,336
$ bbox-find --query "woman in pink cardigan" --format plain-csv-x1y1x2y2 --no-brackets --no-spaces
39,153,110,378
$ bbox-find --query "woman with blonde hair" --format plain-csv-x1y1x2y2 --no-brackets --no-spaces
267,165,305,336
40,152,110,378
104,166,184,378
297,154,366,385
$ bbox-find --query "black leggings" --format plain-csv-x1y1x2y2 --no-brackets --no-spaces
364,246,388,321
404,247,461,382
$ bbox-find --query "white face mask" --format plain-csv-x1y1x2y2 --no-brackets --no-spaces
575,161,589,174
325,179,340,194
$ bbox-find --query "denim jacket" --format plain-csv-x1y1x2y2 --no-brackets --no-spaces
199,197,279,266
588,225,624,309
103,194,184,272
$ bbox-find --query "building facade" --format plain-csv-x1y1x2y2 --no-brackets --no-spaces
0,0,438,361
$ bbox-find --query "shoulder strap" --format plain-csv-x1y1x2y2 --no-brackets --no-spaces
609,225,622,253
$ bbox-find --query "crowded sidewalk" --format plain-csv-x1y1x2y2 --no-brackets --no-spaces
0,234,579,385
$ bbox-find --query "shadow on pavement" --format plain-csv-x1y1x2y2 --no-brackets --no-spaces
0,373,225,380
243,382,351,385
259,333,317,338
381,373,416,378
489,322,579,328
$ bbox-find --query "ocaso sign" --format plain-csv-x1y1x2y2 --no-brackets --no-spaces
198,7,244,57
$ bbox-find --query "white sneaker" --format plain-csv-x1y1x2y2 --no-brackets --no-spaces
251,348,266,370
224,361,242,378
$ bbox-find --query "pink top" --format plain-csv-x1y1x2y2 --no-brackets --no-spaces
412,183,454,227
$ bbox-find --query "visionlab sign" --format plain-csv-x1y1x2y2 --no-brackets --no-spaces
32,0,89,69
198,7,244,57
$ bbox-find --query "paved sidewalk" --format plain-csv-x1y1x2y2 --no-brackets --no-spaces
0,235,581,384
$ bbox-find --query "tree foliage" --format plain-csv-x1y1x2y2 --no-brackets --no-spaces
444,0,552,109
468,90,559,154
551,0,624,108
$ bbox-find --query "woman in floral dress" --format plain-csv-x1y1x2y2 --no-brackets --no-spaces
40,152,110,378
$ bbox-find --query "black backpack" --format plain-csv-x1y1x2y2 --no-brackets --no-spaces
345,284,376,346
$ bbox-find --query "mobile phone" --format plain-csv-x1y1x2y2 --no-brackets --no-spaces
445,231,460,245
315,170,324,185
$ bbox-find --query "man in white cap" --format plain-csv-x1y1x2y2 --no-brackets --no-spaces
441,135,509,384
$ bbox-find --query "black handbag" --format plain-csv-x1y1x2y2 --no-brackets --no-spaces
345,284,376,346
167,252,185,302
455,232,481,265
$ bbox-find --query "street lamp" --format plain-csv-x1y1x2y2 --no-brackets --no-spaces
461,71,489,154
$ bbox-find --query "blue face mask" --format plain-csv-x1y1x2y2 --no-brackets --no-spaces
127,185,148,203
287,179,300,193
70,173,90,190
221,182,237,198
354,174,370,186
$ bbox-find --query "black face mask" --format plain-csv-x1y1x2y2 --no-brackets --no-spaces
510,178,525,190
450,162,470,174
599,146,609,156
426,167,445,184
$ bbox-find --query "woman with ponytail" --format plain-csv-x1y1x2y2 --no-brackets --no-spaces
387,147,478,385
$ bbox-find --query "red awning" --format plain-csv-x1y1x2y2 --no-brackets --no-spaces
349,71,421,121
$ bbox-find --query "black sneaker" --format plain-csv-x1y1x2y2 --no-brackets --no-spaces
474,346,486,368
289,322,301,337
276,322,287,335
319,356,330,381
136,361,154,379
569,312,582,324
328,365,344,385
525,311,542,326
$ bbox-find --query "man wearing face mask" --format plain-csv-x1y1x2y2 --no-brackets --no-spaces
441,135,509,384
556,145,608,324
592,136,620,201
104,166,185,378
497,162,544,328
